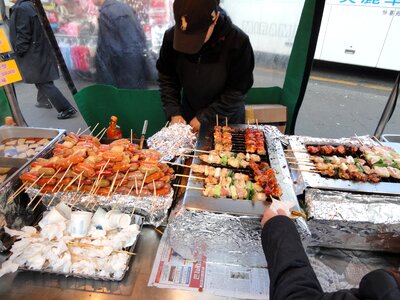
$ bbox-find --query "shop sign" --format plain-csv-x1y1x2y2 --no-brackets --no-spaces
0,28,11,54
0,60,22,86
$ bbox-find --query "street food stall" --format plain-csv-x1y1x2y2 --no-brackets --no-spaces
1,0,399,299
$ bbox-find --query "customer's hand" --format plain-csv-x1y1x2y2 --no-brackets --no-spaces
170,115,186,125
189,117,201,133
261,208,287,228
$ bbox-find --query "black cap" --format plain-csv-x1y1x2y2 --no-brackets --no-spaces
173,0,218,54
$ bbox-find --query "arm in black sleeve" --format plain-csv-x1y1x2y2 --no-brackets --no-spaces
196,36,254,124
262,215,324,300
156,30,183,120
13,7,32,56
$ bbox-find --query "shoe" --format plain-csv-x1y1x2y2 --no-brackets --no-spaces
35,102,52,109
57,107,77,120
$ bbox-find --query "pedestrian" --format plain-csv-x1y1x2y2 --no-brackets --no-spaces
9,0,77,120
261,208,400,299
93,0,147,89
156,0,254,133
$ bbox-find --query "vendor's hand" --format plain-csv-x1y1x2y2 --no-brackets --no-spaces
170,115,186,125
261,208,287,228
189,117,201,133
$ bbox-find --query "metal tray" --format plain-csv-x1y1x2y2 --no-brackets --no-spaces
287,137,400,195
17,214,144,282
183,124,299,216
0,126,65,192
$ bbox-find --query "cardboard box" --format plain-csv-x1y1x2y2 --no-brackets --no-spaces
245,104,287,133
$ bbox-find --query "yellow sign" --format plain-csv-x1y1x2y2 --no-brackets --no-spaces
0,60,22,86
0,28,11,54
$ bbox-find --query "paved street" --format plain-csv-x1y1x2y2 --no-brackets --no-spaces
11,62,400,140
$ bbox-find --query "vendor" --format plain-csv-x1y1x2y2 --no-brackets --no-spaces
261,208,400,299
156,0,254,132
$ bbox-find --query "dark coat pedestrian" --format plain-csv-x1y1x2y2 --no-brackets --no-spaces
95,0,147,89
9,0,77,119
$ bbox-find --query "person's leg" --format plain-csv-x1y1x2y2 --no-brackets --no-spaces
35,83,52,109
37,81,73,112
37,81,77,119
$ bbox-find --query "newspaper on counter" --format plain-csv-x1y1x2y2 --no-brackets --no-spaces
147,124,197,161
148,230,269,300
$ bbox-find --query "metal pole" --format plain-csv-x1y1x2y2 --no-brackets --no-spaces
374,72,399,140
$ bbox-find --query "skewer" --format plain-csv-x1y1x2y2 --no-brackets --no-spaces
32,192,48,211
175,174,205,180
225,116,228,127
287,162,315,166
95,127,106,139
70,191,85,208
63,171,84,192
76,128,81,135
139,171,148,195
78,126,91,136
89,123,99,136
216,114,218,127
354,133,365,146
372,135,384,146
66,242,136,256
179,153,199,158
134,177,138,195
290,168,321,173
47,184,64,208
7,181,30,205
108,170,119,198
89,186,102,210
153,227,164,235
180,148,211,154
153,179,157,197
130,129,133,144
284,149,308,153
28,185,47,207
126,177,137,197
99,128,107,140
165,121,170,127
173,184,204,191
164,161,190,168
53,163,73,192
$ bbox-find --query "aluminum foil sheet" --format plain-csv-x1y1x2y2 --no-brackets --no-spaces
306,188,400,224
304,188,400,253
26,189,174,228
167,205,267,267
147,124,197,161
287,135,400,195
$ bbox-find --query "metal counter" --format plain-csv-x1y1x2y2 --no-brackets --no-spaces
0,227,225,300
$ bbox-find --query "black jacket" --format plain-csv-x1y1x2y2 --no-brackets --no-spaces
262,216,400,300
157,11,254,125
9,0,59,84
95,0,147,89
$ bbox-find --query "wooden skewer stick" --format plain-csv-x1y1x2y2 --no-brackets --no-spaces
139,171,148,195
130,129,133,144
70,191,85,208
99,127,107,140
175,174,205,180
126,177,136,197
63,171,84,192
284,149,308,152
47,184,64,208
165,121,170,127
180,148,211,154
95,127,106,139
78,126,91,136
153,179,157,197
134,177,138,195
53,164,73,192
291,168,321,173
90,186,103,210
89,123,99,136
179,153,199,158
288,162,315,166
173,184,204,191
225,116,228,127
216,114,218,127
7,180,31,205
28,185,47,207
32,192,48,211
76,128,81,135
108,170,119,198
165,161,191,168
